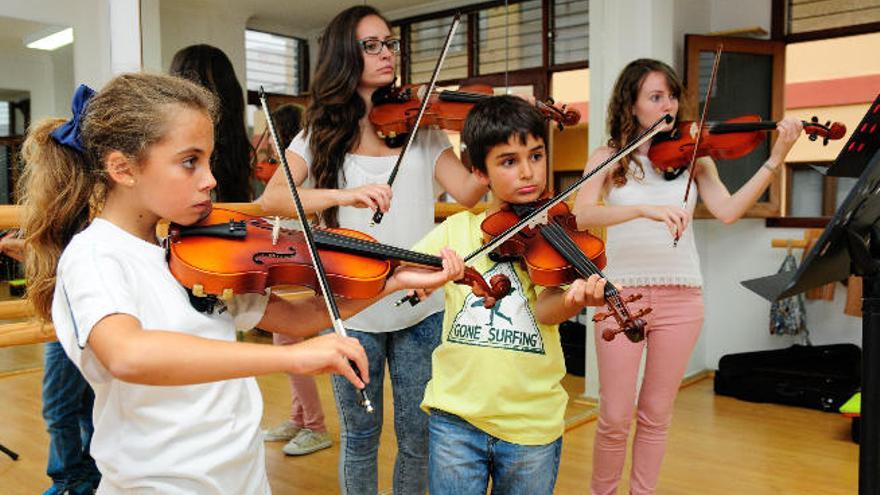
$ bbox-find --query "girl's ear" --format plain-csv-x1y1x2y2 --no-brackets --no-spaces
105,151,136,187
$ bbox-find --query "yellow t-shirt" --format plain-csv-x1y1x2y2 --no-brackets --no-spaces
412,211,567,445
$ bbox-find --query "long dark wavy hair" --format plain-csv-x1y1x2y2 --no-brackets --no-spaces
307,5,389,227
607,58,685,187
170,44,252,201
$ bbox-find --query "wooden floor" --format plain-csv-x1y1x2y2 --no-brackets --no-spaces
0,359,858,494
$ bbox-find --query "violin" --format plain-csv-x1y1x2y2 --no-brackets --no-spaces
480,200,651,343
648,114,847,173
167,207,512,306
369,83,581,148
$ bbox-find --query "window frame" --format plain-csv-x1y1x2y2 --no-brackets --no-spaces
392,0,589,97
771,0,880,43
244,28,310,105
684,34,787,220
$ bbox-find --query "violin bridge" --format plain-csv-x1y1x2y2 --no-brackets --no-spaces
525,209,550,230
271,216,281,246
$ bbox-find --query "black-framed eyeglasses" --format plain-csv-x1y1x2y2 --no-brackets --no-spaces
358,38,401,55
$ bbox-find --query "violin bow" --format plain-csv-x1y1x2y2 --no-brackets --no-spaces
675,43,722,247
395,114,673,307
371,13,461,226
259,88,375,414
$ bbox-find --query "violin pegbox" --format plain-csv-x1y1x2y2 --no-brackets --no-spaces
806,115,848,146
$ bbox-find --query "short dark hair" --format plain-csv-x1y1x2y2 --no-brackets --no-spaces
462,95,547,174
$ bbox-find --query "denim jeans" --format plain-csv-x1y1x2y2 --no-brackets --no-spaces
428,410,562,495
331,311,442,495
42,342,100,495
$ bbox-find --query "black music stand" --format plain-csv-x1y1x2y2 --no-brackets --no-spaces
742,94,880,494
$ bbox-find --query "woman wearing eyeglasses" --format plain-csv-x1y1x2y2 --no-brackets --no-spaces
258,5,487,494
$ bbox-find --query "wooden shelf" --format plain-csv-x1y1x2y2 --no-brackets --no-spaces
434,202,489,222
765,217,830,228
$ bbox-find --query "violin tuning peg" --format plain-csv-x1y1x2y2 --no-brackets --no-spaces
220,288,234,301
809,134,818,141
811,115,819,123
601,329,616,342
592,311,611,322
192,284,206,298
624,293,643,303
377,131,385,139
388,131,397,139
635,308,653,318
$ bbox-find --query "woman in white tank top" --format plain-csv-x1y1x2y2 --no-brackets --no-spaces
573,58,803,495
258,6,488,494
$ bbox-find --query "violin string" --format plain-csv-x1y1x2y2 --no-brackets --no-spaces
539,224,629,324
539,223,619,305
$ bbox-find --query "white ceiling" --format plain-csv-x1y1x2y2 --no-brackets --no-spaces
0,16,57,49
228,0,469,33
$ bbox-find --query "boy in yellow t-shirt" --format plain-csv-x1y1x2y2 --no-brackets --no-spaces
412,95,607,494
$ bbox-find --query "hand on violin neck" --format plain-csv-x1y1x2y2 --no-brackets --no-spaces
769,117,804,164
534,274,607,325
563,275,607,310
384,247,465,295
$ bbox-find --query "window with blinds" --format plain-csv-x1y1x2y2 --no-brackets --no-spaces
0,102,9,136
408,18,468,84
245,29,305,95
477,0,543,75
788,0,880,35
552,0,588,65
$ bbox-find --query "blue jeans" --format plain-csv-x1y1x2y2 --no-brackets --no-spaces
428,410,562,495
42,342,100,495
331,311,442,495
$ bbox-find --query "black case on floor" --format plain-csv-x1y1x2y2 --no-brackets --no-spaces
714,344,861,412
559,320,586,377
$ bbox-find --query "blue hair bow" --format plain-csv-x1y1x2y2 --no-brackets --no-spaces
50,84,96,153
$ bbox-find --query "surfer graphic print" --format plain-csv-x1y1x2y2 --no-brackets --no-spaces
448,262,545,355
413,211,569,445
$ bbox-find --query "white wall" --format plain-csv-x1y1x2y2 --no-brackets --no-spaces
0,46,54,121
0,0,112,89
698,220,862,368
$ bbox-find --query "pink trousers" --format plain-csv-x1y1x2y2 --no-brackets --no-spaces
591,286,704,495
273,333,327,432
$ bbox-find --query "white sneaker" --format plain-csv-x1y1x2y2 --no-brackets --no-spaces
262,420,301,442
282,429,332,456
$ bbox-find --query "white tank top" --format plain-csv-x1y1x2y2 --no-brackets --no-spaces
602,154,702,288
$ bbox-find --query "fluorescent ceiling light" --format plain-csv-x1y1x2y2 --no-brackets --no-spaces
25,27,74,51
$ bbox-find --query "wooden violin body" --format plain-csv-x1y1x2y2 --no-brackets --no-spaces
480,201,650,343
168,208,511,305
369,84,581,148
649,114,847,172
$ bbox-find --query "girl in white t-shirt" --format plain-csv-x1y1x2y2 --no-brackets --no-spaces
257,6,488,494
19,73,464,495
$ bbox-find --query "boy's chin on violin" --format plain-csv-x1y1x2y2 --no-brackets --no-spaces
472,133,548,210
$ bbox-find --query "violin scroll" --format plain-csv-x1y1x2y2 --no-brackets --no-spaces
806,116,847,145
595,293,652,343
536,98,581,131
